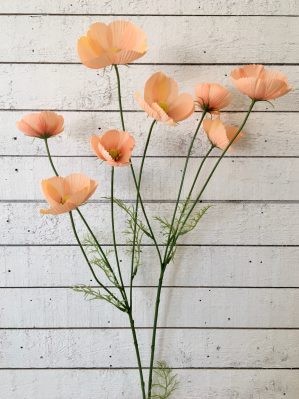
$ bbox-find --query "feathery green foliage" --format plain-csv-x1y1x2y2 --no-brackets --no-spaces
83,234,119,287
72,285,127,312
151,361,179,399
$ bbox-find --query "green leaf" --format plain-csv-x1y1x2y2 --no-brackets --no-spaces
151,361,179,399
72,285,127,312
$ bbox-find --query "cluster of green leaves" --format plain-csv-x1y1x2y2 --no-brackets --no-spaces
151,361,179,399
72,285,127,312
113,198,151,277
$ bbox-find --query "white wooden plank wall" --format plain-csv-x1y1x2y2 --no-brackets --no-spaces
0,1,298,398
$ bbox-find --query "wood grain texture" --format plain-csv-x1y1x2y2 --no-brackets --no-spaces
2,369,299,399
1,1,298,397
1,246,298,287
1,329,299,367
1,15,298,63
1,64,297,111
2,157,298,200
2,111,299,157
0,0,298,15
1,203,298,245
1,287,298,328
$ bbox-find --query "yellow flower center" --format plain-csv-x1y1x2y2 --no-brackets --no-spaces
158,102,168,113
108,148,121,161
110,47,121,53
61,195,69,205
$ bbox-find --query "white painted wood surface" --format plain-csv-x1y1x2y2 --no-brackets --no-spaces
0,1,298,398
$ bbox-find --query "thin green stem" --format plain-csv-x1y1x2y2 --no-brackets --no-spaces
165,144,214,262
114,64,125,131
69,211,120,304
110,167,127,299
76,207,125,298
128,310,147,399
147,267,165,398
44,138,58,176
177,99,256,239
163,110,207,265
130,120,156,306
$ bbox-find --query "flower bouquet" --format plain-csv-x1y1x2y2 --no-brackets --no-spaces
17,20,291,399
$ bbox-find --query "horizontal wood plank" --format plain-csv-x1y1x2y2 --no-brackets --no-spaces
1,369,299,399
0,0,298,15
1,15,298,63
0,64,297,111
2,157,298,201
3,111,299,157
1,287,299,327
1,246,298,287
1,329,299,367
1,203,298,245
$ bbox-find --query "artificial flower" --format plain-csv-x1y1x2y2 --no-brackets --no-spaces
40,174,98,215
203,118,243,150
91,129,135,166
195,83,230,112
231,64,291,101
77,20,147,69
16,111,64,139
135,72,194,125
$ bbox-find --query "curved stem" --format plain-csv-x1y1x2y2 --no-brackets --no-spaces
76,207,124,298
113,64,161,262
147,267,165,398
130,120,156,307
44,138,58,176
163,111,207,265
177,99,256,239
165,144,214,262
114,64,125,131
110,167,127,300
69,211,121,304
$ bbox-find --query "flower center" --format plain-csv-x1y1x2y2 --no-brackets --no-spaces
110,47,121,53
61,195,69,205
158,102,169,113
108,148,121,161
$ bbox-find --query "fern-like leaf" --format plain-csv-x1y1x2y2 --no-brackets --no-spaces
177,205,211,236
151,361,179,399
83,235,119,287
72,285,127,312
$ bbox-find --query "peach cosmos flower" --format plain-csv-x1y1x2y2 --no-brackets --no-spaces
40,174,98,215
231,64,291,101
91,129,135,166
195,83,231,112
16,111,64,139
135,72,194,125
77,20,147,69
203,118,244,150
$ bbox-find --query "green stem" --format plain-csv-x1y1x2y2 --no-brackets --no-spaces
177,99,256,239
69,211,120,304
128,310,147,399
147,267,165,398
110,167,126,299
165,144,214,262
163,110,207,265
114,64,125,131
44,138,58,176
76,207,124,299
130,120,156,307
